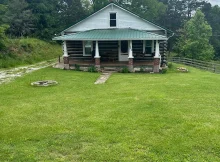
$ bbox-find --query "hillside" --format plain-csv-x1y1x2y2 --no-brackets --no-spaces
0,38,62,68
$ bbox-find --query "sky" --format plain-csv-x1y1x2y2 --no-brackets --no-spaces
209,0,220,6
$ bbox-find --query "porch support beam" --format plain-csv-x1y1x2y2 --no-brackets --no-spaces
153,40,161,73
128,40,133,59
94,41,100,69
63,41,69,69
151,40,155,53
63,41,68,57
128,40,134,72
155,40,160,58
95,41,100,58
143,40,146,53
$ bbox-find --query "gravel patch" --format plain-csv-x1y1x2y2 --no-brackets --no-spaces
0,60,56,85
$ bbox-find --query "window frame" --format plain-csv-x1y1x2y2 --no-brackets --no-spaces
109,12,117,28
83,41,93,56
144,40,153,54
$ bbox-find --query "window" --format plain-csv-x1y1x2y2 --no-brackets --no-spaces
121,41,128,53
145,40,152,54
110,13,116,27
84,41,92,56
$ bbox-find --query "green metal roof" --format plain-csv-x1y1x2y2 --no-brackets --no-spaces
53,29,167,41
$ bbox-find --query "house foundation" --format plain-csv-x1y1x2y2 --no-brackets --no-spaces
153,57,160,73
95,57,101,69
128,58,134,72
63,56,70,69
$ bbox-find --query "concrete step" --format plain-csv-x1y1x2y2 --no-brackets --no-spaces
103,67,118,71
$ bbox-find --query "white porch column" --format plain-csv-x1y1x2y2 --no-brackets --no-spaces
128,40,133,58
153,40,161,73
128,40,134,72
155,40,160,58
152,40,155,53
143,40,146,53
63,41,69,69
63,41,68,57
95,41,100,58
94,41,101,69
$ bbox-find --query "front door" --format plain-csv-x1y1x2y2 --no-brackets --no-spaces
119,41,129,61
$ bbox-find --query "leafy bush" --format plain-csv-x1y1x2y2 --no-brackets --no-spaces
88,65,97,72
121,66,130,73
160,68,167,74
75,64,80,71
168,63,173,69
140,66,145,73
0,25,9,50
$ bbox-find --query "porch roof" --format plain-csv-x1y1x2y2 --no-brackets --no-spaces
53,28,168,41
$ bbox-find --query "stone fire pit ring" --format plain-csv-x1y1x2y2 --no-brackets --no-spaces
31,80,58,87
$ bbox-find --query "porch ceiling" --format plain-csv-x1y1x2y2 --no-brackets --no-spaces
53,28,168,41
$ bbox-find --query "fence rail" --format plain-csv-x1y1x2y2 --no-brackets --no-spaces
168,57,220,74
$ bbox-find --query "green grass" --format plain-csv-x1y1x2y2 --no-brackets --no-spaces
0,65,220,161
0,38,61,68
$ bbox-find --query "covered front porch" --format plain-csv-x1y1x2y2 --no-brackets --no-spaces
53,29,167,72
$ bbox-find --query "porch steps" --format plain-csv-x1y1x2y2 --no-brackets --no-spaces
103,67,118,72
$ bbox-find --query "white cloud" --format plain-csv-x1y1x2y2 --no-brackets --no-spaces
209,0,220,6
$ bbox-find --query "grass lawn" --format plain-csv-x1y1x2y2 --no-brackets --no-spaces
0,64,220,161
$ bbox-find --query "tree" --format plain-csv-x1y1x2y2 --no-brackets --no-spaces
0,24,9,50
0,3,7,24
202,3,220,59
175,10,214,60
26,0,61,39
3,0,34,37
116,0,166,22
158,0,206,31
90,0,109,12
58,0,86,27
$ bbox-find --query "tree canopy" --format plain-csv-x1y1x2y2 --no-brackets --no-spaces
175,10,214,60
0,0,220,60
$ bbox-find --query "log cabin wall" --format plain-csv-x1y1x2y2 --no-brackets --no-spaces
66,41,83,57
66,40,167,63
132,40,143,54
98,41,118,61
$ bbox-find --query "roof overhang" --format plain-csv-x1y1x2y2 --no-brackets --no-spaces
53,29,168,41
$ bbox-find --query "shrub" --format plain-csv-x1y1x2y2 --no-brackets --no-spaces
75,64,80,71
168,63,173,69
88,65,97,72
140,66,145,73
121,66,129,73
160,68,167,74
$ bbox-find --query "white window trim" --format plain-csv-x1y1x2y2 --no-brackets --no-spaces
109,12,117,28
83,41,93,56
143,40,153,54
